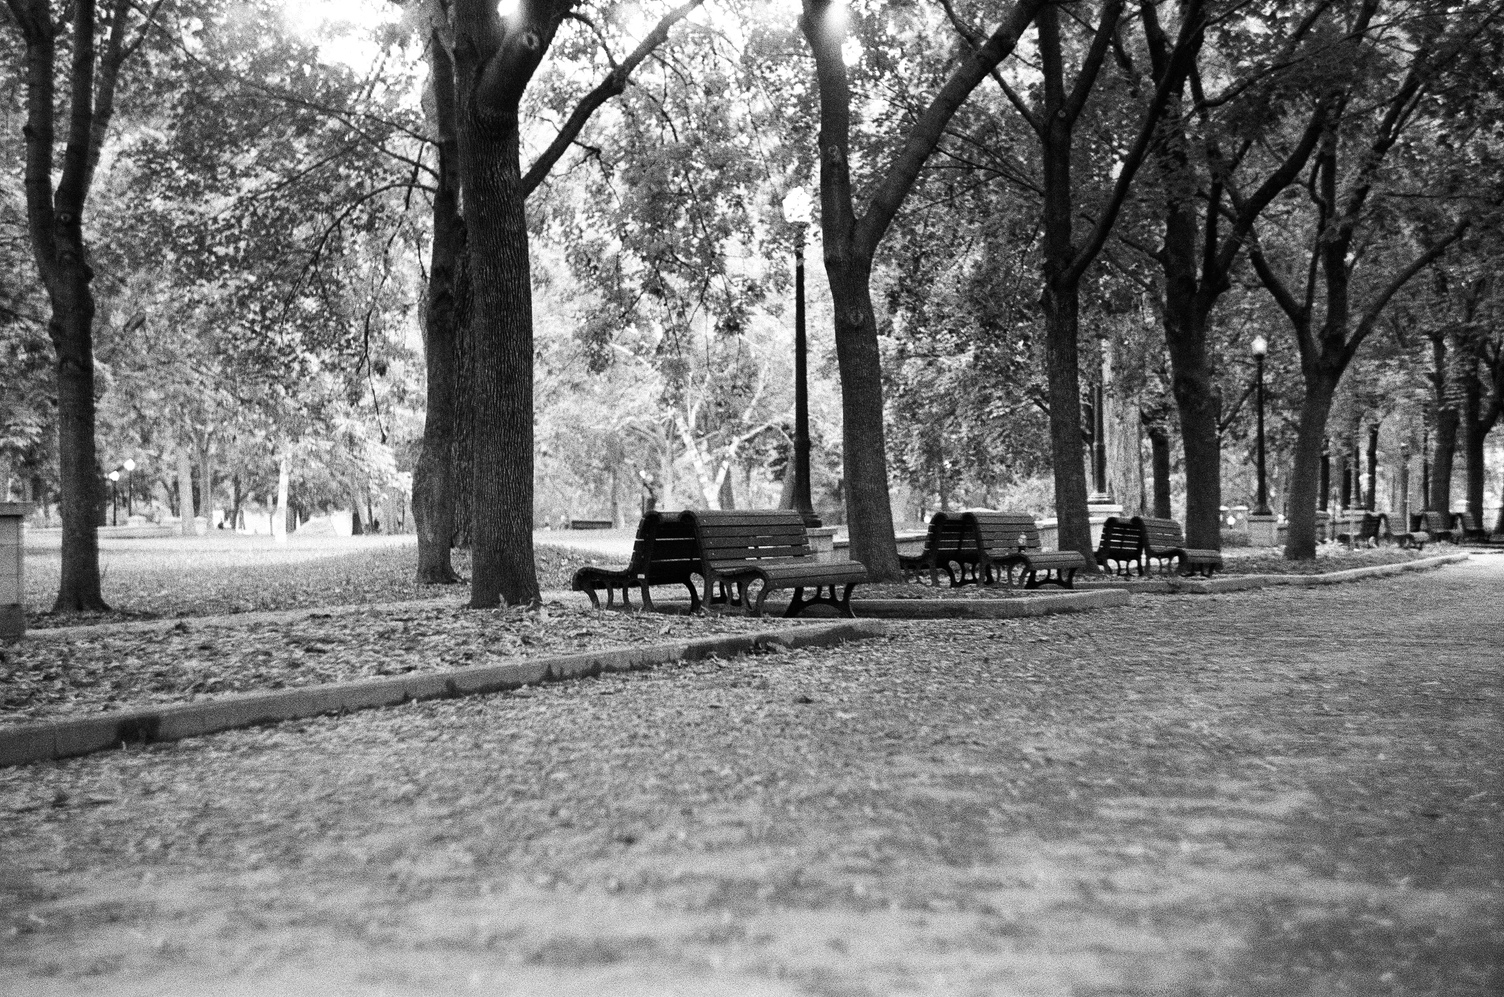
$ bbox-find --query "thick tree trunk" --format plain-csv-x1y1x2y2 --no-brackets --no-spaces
176,451,194,535
413,30,463,584
51,302,107,611
1283,373,1338,559
1431,404,1458,515
1105,345,1144,516
198,443,212,529
1041,283,1094,562
1462,370,1486,535
458,101,538,607
1147,422,1173,518
823,258,901,579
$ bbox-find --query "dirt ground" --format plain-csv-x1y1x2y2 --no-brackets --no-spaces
2,556,1500,996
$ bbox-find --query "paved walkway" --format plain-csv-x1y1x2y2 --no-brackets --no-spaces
1,557,1500,995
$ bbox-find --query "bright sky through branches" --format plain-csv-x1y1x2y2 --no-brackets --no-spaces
280,0,401,68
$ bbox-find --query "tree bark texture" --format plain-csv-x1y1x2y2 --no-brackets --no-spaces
9,0,134,612
176,452,194,535
1283,373,1338,558
1147,422,1173,518
1430,404,1458,515
824,258,901,577
452,1,553,607
413,25,464,584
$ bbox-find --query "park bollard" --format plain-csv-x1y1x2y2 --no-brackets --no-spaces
0,503,29,640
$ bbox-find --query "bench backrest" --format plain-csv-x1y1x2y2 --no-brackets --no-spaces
634,512,701,581
1419,510,1452,534
681,510,812,569
1358,512,1389,538
1455,511,1478,533
964,511,1041,555
921,512,972,556
1134,516,1187,551
1096,516,1143,556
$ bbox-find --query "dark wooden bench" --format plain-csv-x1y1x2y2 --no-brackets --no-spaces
571,512,702,612
1403,510,1454,547
1136,516,1222,576
965,511,1089,589
682,509,868,617
1095,516,1147,576
568,518,614,530
1451,511,1496,543
898,512,973,586
1335,511,1390,546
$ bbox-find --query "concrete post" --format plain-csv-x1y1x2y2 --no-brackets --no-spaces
1,503,31,640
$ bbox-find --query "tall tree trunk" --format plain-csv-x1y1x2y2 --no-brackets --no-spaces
1462,363,1485,533
413,26,463,584
273,454,290,543
1431,405,1458,515
1147,421,1173,518
1105,342,1144,516
198,442,213,529
177,451,195,536
1283,374,1339,558
457,100,538,607
823,261,901,578
52,301,107,610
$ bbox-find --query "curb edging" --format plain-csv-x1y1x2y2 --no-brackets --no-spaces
850,588,1130,618
0,620,887,769
1170,552,1469,594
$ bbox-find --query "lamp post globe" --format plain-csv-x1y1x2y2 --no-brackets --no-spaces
123,458,136,518
1251,337,1271,516
781,186,818,526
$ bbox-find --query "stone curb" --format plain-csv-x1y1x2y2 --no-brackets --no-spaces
1169,553,1468,594
849,588,1130,618
0,620,886,770
1072,553,1468,595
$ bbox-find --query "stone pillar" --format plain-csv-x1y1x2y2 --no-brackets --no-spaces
1247,513,1279,546
806,526,838,562
1,503,30,640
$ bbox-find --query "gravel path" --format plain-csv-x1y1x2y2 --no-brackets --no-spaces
2,556,1500,995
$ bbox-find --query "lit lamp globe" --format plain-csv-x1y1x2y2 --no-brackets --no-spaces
1251,335,1268,357
781,186,813,226
123,458,136,472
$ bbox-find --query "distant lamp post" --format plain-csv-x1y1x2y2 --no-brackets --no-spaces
108,470,119,527
123,458,136,519
781,185,819,527
1251,336,1271,516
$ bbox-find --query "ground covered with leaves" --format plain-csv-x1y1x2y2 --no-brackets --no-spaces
22,534,598,629
1,556,1499,995
0,604,815,728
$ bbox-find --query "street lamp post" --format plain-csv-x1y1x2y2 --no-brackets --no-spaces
123,458,135,519
781,186,819,528
1251,336,1271,516
108,470,119,527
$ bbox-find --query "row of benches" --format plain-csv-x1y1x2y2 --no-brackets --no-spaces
901,511,1222,587
571,510,867,619
1334,510,1499,549
572,509,1226,619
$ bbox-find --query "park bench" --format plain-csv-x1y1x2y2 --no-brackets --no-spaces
1403,510,1454,547
1335,512,1391,546
571,511,703,612
898,511,973,586
964,511,1089,589
1096,516,1221,577
681,509,868,618
568,518,614,530
1137,516,1223,577
1094,516,1147,576
1450,511,1498,544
